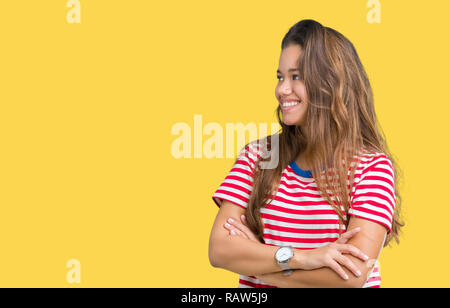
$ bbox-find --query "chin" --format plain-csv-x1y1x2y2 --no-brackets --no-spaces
282,116,303,126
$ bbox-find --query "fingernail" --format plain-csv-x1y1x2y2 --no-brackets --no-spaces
363,255,369,260
356,270,361,276
230,230,235,235
241,215,246,221
224,223,231,228
344,274,349,280
228,218,234,223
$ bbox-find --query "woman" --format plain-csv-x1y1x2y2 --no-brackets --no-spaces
209,19,403,288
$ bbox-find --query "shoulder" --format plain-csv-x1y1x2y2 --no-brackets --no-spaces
353,148,393,171
352,149,395,186
238,135,276,162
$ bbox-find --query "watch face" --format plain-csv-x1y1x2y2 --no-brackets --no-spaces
276,247,293,262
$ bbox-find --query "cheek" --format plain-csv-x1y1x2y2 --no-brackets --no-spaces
280,102,307,125
294,85,307,100
275,85,281,97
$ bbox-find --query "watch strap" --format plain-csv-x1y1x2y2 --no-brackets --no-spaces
279,261,291,271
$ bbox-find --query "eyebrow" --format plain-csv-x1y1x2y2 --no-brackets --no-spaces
276,68,300,74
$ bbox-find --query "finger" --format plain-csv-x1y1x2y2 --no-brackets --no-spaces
223,222,233,231
339,227,360,241
234,229,248,239
227,218,257,240
224,223,248,239
338,244,369,262
336,255,362,278
230,229,244,237
238,217,257,241
240,215,248,226
327,260,349,280
224,222,239,234
336,227,360,244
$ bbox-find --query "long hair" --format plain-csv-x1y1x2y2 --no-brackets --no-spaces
242,19,404,247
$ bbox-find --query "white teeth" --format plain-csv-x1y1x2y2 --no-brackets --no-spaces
282,101,300,107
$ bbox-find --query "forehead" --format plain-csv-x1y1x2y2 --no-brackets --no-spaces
278,44,302,71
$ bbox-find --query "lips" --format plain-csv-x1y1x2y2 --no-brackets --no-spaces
281,98,301,103
280,100,301,111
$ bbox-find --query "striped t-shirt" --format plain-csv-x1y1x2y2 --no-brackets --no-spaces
211,139,396,288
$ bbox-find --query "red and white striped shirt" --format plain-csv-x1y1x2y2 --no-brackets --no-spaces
212,139,396,288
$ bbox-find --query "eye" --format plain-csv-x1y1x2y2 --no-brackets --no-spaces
276,75,301,81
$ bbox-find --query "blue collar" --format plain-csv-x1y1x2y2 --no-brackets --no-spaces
289,161,313,178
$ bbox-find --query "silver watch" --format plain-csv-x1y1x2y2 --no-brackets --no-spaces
275,246,294,276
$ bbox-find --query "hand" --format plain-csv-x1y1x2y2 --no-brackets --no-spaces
298,227,369,280
223,215,259,243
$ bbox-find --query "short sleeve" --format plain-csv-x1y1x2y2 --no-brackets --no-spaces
211,142,261,210
348,154,396,233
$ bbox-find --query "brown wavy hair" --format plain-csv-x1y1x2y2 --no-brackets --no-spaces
241,19,404,247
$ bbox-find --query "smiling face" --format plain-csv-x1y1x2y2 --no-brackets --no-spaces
275,44,308,126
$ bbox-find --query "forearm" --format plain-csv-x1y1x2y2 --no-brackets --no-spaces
209,235,291,277
258,259,368,288
213,209,381,288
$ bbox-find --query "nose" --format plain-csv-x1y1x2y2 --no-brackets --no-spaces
278,78,293,95
281,83,292,95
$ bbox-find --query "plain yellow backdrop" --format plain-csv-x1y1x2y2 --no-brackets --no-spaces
0,0,448,287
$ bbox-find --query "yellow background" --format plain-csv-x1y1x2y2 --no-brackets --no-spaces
0,0,448,287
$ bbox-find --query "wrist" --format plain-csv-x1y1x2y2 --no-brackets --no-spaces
290,248,308,269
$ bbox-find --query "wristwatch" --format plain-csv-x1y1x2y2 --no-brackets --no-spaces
275,246,294,276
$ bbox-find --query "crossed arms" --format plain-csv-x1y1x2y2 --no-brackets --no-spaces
208,201,387,288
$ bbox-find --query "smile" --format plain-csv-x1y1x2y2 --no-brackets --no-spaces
280,101,301,111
